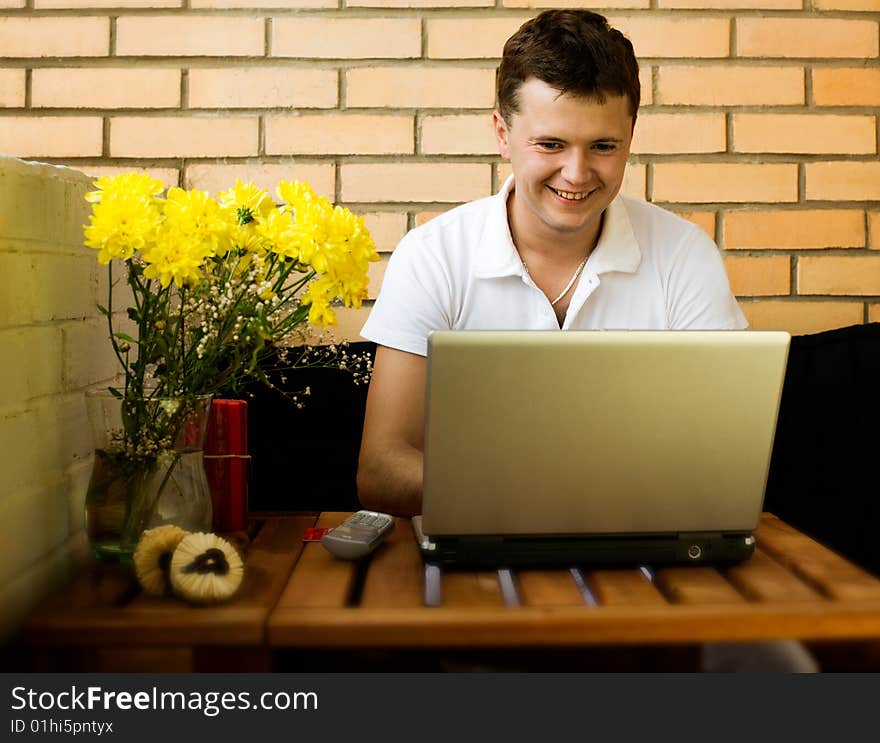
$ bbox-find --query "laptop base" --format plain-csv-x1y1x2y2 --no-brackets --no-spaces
413,518,755,570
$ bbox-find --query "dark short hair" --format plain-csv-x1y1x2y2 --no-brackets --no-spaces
496,10,640,125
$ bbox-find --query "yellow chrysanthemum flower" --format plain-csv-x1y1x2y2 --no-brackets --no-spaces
256,208,299,261
276,180,319,215
161,187,230,257
85,173,165,205
84,195,162,264
218,179,274,227
303,277,338,327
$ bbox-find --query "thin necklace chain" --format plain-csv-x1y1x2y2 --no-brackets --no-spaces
522,255,589,306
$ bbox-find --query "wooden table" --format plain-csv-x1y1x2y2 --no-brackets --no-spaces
21,513,880,671
268,513,880,670
23,517,312,672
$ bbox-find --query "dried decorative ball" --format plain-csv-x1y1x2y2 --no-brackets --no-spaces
133,525,189,597
169,532,244,604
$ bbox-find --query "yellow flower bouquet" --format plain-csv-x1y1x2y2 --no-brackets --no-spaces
81,173,379,561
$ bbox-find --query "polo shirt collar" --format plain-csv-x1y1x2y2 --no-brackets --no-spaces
474,174,642,279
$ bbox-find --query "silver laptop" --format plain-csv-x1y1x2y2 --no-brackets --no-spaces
415,330,791,568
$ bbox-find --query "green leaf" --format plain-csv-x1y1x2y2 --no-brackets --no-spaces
107,387,123,399
96,304,110,318
127,307,139,322
113,333,137,344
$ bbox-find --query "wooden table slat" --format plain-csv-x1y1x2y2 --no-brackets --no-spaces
587,569,668,606
653,566,748,605
441,572,505,607
756,514,880,602
516,569,587,607
724,547,823,603
359,520,425,609
267,600,880,648
274,512,357,609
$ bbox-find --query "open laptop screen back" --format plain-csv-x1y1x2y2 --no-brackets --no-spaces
422,330,790,538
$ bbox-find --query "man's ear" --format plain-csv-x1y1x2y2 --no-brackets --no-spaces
493,110,511,160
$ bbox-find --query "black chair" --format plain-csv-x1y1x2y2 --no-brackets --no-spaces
244,341,376,513
765,323,880,575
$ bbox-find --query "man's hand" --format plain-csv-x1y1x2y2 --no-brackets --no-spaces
356,345,426,517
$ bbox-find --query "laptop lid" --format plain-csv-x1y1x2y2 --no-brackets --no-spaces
422,330,790,548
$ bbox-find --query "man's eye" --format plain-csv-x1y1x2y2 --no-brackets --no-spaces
593,143,618,153
536,142,563,151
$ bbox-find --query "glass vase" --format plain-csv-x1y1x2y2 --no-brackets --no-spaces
83,391,214,563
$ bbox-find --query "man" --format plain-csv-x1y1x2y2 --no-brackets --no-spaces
357,10,746,518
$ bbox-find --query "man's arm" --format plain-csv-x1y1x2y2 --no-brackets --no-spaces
356,345,426,517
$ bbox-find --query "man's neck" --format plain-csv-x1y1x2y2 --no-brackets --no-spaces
507,190,604,268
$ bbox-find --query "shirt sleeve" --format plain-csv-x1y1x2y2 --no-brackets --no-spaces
665,224,749,330
359,229,454,357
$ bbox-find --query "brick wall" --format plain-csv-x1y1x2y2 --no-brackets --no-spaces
0,4,878,338
0,156,125,642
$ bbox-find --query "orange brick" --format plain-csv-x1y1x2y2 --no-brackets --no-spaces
653,164,798,204
657,66,804,106
360,212,407,252
0,69,25,107
805,162,880,201
80,165,180,187
35,0,178,7
116,16,264,56
273,18,420,59
356,0,492,6
870,212,880,251
414,209,449,227
813,68,880,107
421,114,497,155
110,117,258,158
740,300,864,334
0,17,109,57
496,161,513,186
639,67,652,106
869,304,880,323
621,162,647,200
504,0,648,6
737,19,879,58
798,257,880,295
346,67,495,108
724,210,865,250
266,114,413,155
184,162,335,199
814,0,880,9
631,113,725,154
609,16,730,58
367,256,388,300
193,0,332,7
32,68,179,109
660,0,797,6
674,210,716,238
189,68,336,109
724,256,790,297
427,17,528,59
303,306,371,343
733,114,875,155
0,116,102,157
341,163,491,203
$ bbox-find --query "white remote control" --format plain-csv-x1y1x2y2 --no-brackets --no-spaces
321,510,396,560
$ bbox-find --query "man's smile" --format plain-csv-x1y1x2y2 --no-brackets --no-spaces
547,185,595,202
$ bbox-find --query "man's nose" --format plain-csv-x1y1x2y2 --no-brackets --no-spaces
560,149,594,186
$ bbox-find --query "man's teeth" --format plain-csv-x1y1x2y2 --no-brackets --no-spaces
552,187,589,201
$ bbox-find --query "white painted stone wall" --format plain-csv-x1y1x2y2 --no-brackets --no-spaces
0,155,126,641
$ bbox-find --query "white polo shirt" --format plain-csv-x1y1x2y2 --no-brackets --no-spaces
361,176,747,357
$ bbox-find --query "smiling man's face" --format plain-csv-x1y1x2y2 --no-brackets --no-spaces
494,77,634,249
